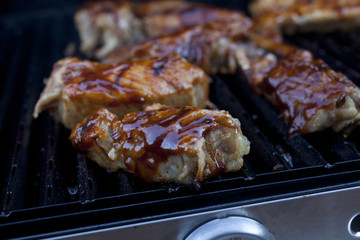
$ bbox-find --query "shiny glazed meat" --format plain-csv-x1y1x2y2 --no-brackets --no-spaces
33,55,209,129
75,0,251,58
236,42,360,135
70,105,250,185
75,1,143,58
104,18,252,74
250,0,360,40
261,50,360,134
141,3,250,38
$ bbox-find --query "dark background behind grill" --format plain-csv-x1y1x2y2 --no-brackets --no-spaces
1,0,360,239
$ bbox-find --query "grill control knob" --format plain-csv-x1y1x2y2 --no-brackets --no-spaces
185,216,275,240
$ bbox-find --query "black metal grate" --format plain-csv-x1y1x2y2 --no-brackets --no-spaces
1,1,360,238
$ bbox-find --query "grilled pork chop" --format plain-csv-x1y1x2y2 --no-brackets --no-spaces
140,2,249,39
75,1,144,59
260,50,360,135
237,45,360,135
250,0,360,40
75,0,251,59
104,18,252,74
33,55,209,129
70,105,250,185
134,0,190,17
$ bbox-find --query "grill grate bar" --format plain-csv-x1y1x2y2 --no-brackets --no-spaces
211,76,287,174
85,165,135,199
0,32,27,130
38,121,69,206
304,32,360,74
76,154,95,204
286,34,360,87
0,27,35,215
30,17,85,207
0,34,12,111
28,19,58,207
227,73,329,168
42,17,73,206
1,122,25,216
304,131,360,164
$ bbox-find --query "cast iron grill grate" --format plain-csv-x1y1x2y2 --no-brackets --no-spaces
1,3,360,239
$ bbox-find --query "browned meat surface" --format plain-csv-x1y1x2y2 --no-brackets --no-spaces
238,48,360,135
236,41,279,94
75,0,251,59
141,3,249,38
250,0,360,39
74,1,144,58
104,17,252,74
70,105,250,185
134,0,191,17
261,50,360,134
33,55,209,129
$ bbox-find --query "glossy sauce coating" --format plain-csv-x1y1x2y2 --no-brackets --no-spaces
261,50,355,134
134,1,192,16
251,0,360,37
105,16,252,73
60,55,207,105
143,4,249,37
71,106,239,182
251,0,360,17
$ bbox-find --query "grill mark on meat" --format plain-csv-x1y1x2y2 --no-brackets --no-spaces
336,93,346,108
33,54,210,129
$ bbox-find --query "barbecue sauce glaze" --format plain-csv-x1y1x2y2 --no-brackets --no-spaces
70,106,239,183
261,50,355,134
104,14,252,74
60,54,206,106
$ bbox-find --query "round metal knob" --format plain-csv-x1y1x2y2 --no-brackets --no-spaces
185,216,275,240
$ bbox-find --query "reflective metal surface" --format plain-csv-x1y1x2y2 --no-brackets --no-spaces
51,185,360,240
348,212,360,238
185,216,275,240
